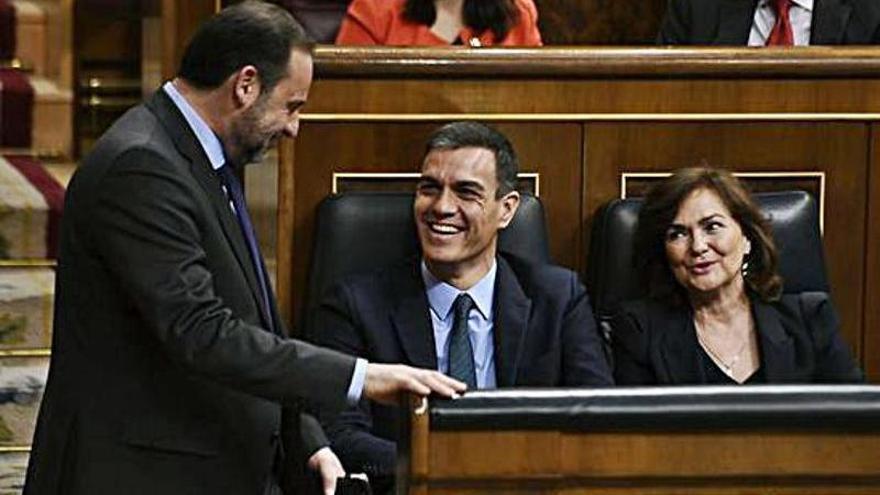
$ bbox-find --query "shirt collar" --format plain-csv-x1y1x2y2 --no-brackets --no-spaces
760,0,813,11
421,260,497,321
162,81,227,171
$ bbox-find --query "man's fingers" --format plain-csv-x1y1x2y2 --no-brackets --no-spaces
403,372,431,396
419,371,465,398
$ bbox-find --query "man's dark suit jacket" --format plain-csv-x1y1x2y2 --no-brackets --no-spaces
311,254,613,478
612,292,863,385
658,0,880,44
25,90,356,495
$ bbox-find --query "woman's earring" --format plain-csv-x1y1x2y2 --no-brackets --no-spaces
741,257,750,278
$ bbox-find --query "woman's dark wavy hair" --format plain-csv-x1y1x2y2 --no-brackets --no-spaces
634,167,783,305
403,0,520,42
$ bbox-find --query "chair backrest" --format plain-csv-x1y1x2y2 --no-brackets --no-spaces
276,0,350,43
303,191,551,327
587,190,829,323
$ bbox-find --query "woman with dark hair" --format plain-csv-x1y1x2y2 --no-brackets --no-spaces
612,167,862,385
335,0,542,46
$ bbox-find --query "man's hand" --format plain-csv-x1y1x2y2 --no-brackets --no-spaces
363,363,466,405
307,447,345,495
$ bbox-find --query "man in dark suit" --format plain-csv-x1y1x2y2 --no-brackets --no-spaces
658,0,880,45
24,3,464,494
311,122,613,489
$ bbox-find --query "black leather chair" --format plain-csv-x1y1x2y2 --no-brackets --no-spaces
303,191,551,332
587,190,829,334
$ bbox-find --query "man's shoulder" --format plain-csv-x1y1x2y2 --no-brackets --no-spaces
499,253,579,295
330,257,420,298
82,98,175,168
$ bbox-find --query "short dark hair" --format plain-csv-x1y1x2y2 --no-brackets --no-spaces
424,122,519,197
635,166,783,304
178,1,313,93
403,0,519,43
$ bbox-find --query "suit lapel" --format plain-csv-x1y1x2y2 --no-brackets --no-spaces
658,305,704,383
716,0,759,44
492,257,532,387
147,90,270,330
390,262,438,369
811,0,851,44
753,300,796,381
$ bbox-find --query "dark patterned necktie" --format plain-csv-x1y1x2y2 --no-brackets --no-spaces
448,293,477,388
767,0,794,46
216,164,274,333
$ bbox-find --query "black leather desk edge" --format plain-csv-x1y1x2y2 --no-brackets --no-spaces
428,385,880,431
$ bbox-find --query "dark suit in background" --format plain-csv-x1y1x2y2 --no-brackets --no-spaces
24,89,355,494
658,0,880,44
312,254,613,479
612,292,863,385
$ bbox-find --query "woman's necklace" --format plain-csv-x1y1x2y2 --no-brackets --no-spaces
694,320,749,375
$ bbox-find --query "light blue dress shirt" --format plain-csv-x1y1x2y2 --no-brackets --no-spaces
162,81,367,404
421,260,497,389
749,0,813,46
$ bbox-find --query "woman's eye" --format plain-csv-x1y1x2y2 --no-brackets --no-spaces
665,229,686,242
705,221,723,232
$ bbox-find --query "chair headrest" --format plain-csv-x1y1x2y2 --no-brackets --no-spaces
304,191,550,321
588,190,828,319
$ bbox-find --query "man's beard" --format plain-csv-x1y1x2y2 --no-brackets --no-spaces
229,99,276,166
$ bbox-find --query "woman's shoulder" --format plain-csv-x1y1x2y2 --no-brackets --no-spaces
767,292,834,318
613,297,686,334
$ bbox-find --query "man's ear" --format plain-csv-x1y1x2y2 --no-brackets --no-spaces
232,65,261,108
497,190,521,229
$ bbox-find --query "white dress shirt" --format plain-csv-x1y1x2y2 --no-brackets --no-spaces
749,0,814,46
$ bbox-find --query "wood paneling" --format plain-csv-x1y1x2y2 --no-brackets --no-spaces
423,431,880,478
865,126,880,382
535,0,666,45
160,0,217,80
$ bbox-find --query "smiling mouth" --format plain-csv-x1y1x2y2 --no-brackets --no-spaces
426,222,464,236
689,260,716,275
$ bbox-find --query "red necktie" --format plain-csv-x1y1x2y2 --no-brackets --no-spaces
766,0,794,46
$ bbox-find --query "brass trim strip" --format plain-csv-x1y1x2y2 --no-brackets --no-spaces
0,260,56,267
303,113,880,123
332,172,420,194
332,172,540,196
620,172,826,234
0,447,31,453
0,349,52,358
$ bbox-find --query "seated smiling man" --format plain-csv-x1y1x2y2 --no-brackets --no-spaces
311,121,613,489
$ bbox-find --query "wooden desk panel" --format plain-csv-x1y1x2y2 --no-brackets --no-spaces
399,389,880,495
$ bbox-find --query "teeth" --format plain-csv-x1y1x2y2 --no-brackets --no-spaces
429,223,460,234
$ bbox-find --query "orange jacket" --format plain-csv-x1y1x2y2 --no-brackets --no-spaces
335,0,543,46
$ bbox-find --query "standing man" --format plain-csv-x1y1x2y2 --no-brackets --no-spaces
312,122,613,491
657,0,880,45
24,3,464,494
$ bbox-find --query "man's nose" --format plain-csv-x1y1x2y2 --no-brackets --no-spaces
432,188,457,216
283,118,299,138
